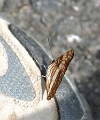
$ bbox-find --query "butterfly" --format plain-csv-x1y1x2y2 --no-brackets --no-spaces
46,50,74,100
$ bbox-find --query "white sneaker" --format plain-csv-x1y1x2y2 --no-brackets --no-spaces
0,17,93,120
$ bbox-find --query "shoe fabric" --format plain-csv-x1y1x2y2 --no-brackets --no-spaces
0,17,93,120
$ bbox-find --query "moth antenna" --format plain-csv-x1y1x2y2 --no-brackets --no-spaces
48,38,54,60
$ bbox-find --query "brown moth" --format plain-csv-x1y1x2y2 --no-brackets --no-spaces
46,50,74,100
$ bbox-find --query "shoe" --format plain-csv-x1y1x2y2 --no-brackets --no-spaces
0,17,93,120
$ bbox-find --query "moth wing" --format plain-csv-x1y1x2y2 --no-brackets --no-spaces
46,53,64,93
46,50,74,100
